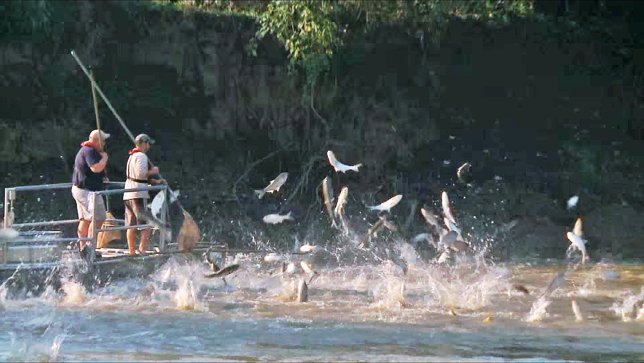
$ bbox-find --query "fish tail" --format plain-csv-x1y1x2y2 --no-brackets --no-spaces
351,163,363,172
254,189,265,199
286,211,293,220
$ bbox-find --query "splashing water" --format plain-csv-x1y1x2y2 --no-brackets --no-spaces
526,296,552,322
0,231,643,361
60,280,87,305
610,288,644,322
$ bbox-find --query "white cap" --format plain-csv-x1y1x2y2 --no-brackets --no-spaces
135,133,155,145
89,129,110,140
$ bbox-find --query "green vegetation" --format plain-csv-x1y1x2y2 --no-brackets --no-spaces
140,0,534,84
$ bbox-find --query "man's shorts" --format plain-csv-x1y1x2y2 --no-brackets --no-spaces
72,185,107,221
124,198,148,228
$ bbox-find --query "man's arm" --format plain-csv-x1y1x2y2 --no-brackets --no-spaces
89,152,108,173
146,165,160,179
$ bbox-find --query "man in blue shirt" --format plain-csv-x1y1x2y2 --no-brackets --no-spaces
71,129,110,258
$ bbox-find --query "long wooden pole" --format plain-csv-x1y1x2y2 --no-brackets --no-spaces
71,50,136,142
89,69,111,213
90,69,103,151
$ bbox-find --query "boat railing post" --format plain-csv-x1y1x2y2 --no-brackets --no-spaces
3,188,9,229
159,185,168,252
90,191,97,262
2,189,7,264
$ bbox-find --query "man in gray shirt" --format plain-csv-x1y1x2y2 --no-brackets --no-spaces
123,133,164,256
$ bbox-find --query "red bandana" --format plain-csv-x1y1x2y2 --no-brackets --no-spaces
81,141,100,150
129,147,143,155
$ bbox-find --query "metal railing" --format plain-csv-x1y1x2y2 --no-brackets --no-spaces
2,181,169,264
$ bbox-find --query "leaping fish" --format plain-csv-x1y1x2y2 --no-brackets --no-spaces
264,253,284,263
255,172,288,199
296,278,308,302
566,232,588,264
204,264,240,279
441,191,456,224
573,217,583,237
444,217,462,240
326,150,362,173
420,208,441,231
541,271,566,299
367,194,403,212
359,218,386,248
420,207,442,242
321,176,338,228
566,217,588,264
456,162,471,183
571,298,584,322
299,243,321,254
263,212,293,224
300,260,319,284
334,186,348,218
567,195,579,209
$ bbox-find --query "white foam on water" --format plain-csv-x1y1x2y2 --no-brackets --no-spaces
610,288,644,322
526,296,552,322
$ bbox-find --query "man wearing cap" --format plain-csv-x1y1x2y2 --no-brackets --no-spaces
72,129,110,258
124,133,164,256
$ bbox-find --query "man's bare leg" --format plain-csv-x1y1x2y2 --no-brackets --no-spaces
139,229,151,254
127,228,138,256
77,219,90,250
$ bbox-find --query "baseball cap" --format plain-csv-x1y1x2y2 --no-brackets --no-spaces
89,129,110,140
135,133,155,145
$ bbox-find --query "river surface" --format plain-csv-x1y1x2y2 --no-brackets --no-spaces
1,248,643,362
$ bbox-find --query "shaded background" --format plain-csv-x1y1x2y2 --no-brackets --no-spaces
0,0,642,260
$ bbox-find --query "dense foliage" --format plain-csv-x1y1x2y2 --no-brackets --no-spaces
148,0,534,84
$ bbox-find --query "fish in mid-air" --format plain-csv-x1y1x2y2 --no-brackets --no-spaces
571,299,584,322
334,186,348,218
263,212,294,224
441,191,456,224
566,217,588,264
204,264,241,279
300,260,319,284
326,150,362,173
367,194,403,212
359,218,385,248
296,279,308,302
320,176,338,228
255,172,288,199
299,243,321,254
541,271,566,299
512,284,530,295
264,253,284,263
456,162,471,183
567,195,579,210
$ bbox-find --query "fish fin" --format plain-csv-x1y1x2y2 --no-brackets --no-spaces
254,189,265,199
